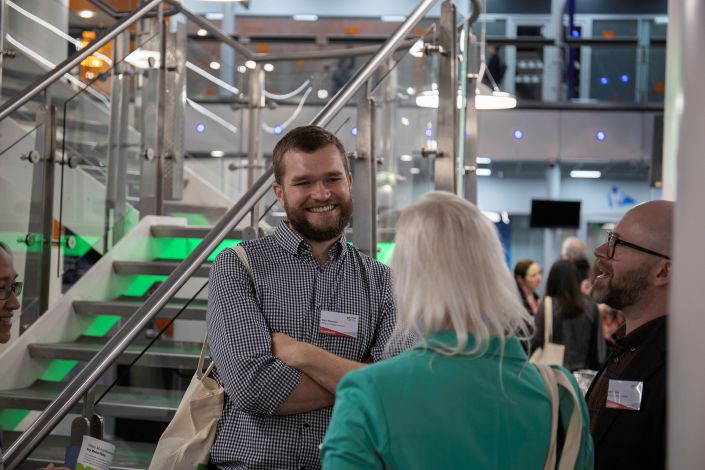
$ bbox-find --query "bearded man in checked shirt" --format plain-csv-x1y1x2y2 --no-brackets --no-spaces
206,125,415,469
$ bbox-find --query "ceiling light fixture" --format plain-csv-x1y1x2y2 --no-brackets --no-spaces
293,14,318,21
570,170,602,179
78,10,96,19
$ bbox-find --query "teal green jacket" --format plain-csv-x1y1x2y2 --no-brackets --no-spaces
321,331,594,469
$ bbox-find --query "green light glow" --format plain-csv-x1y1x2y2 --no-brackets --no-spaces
84,314,121,337
41,359,79,382
376,242,395,265
0,408,30,431
123,275,168,297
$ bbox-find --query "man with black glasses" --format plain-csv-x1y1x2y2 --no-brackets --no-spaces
0,241,22,344
586,200,673,470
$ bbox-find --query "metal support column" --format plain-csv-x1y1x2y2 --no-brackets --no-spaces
435,0,458,193
543,164,561,273
20,105,56,332
352,82,377,258
0,0,7,98
462,29,480,203
105,31,131,248
247,63,264,226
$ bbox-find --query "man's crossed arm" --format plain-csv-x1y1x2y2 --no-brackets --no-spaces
272,333,366,415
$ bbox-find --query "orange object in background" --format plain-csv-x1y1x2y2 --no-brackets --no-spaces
79,30,112,91
601,30,616,39
155,317,174,337
256,43,270,53
653,81,665,94
345,26,360,35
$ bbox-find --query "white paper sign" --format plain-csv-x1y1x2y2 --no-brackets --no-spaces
319,310,359,339
606,379,643,411
76,435,115,470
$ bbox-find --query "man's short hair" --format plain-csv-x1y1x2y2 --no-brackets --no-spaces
272,125,348,184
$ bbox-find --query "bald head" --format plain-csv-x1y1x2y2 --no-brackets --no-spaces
619,200,674,258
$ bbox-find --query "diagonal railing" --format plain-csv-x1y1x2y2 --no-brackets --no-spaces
0,0,488,466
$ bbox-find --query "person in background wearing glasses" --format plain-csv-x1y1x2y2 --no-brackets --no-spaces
0,242,21,345
0,242,69,470
585,200,673,470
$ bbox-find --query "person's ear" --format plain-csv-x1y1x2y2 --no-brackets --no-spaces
653,260,672,287
273,181,285,207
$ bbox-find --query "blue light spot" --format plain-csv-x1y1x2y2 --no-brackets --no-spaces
570,29,580,38
596,130,606,141
351,127,358,136
274,125,283,135
425,128,433,137
195,123,206,134
620,74,629,83
600,76,609,85
513,129,524,140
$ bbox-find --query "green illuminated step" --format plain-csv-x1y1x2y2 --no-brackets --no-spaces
112,260,211,277
28,336,204,369
0,380,181,421
3,431,153,470
73,298,207,321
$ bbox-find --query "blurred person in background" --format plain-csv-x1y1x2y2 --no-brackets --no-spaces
321,192,593,469
531,260,606,372
562,236,592,294
514,259,542,315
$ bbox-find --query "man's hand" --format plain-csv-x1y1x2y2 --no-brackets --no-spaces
272,332,304,368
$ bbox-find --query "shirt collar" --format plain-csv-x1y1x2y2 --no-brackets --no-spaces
611,315,666,349
416,329,528,360
273,220,348,260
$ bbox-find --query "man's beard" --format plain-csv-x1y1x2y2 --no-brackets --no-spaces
284,196,353,242
591,265,651,310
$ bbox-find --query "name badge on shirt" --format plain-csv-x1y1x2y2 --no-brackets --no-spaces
606,379,643,410
319,310,359,339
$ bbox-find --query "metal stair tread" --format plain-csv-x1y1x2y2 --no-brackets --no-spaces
0,380,183,420
28,336,204,368
151,224,245,239
4,431,154,470
73,298,207,320
112,259,211,277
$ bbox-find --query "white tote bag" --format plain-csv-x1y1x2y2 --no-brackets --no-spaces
530,296,565,366
148,337,224,470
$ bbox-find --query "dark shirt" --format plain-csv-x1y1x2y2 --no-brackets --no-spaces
586,316,665,433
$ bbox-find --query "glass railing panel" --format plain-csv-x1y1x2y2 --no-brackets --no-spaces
1,0,122,107
55,28,161,292
369,28,439,243
0,124,45,340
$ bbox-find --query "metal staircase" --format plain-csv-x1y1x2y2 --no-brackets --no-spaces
0,0,478,467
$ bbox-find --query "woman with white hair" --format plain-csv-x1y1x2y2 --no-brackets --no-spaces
320,191,593,469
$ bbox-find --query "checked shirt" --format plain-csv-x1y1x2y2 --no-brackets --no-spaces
207,221,413,469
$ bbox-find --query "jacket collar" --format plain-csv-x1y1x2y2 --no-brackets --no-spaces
415,330,528,361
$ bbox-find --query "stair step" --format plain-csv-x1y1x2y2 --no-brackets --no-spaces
28,336,204,369
0,380,182,421
112,260,211,277
73,298,207,321
150,224,244,239
4,431,154,470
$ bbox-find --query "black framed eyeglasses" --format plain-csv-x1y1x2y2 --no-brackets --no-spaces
606,232,670,260
0,281,23,300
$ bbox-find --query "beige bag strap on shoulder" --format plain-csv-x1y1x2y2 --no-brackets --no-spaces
536,364,584,470
544,296,553,344
199,244,253,380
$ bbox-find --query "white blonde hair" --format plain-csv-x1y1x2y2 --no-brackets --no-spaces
388,191,532,356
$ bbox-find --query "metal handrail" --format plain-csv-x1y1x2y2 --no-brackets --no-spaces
1,0,447,466
0,0,163,122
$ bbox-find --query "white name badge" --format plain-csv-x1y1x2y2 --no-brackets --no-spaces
319,310,359,339
606,379,643,411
